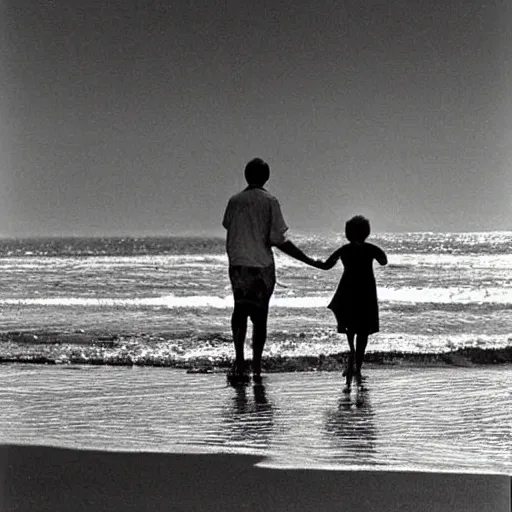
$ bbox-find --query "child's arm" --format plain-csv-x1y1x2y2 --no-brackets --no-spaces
372,245,388,266
314,249,342,270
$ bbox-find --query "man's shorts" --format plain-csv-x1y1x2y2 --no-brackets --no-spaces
228,265,276,311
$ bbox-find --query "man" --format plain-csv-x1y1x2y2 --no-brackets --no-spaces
222,158,317,384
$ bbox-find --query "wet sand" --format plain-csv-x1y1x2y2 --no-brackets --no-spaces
1,444,510,512
1,364,511,511
2,365,511,473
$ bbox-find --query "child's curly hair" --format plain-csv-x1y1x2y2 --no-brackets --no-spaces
345,215,371,243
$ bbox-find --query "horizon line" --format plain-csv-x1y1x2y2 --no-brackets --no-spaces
0,230,512,240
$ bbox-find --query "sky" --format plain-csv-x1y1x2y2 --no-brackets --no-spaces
1,0,511,237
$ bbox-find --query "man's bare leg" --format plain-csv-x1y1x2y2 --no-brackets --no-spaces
231,304,248,376
251,307,268,381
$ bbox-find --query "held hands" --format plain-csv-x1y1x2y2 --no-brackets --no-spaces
308,258,328,270
278,242,333,270
308,255,339,270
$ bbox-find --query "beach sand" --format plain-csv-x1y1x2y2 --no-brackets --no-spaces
1,444,510,512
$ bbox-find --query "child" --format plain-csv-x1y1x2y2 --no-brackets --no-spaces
315,215,387,392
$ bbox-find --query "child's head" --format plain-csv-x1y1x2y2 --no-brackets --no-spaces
345,215,370,242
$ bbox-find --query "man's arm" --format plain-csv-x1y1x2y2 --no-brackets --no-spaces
275,240,318,267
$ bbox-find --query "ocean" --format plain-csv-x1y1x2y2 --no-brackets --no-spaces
1,232,511,475
0,232,511,366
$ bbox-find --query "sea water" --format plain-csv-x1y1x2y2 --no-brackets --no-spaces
1,233,511,474
0,232,511,364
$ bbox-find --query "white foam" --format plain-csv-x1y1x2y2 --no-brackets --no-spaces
1,285,511,308
0,295,233,308
0,254,229,270
3,252,512,272
390,253,512,269
379,286,512,304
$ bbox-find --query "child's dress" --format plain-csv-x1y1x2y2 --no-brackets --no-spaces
327,242,387,334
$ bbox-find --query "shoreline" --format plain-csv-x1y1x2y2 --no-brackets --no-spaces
0,329,511,370
2,444,510,511
5,439,512,477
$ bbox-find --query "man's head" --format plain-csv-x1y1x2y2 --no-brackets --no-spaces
244,158,270,187
345,215,371,242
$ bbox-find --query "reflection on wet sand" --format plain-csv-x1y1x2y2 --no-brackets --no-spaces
324,386,379,466
220,383,274,450
1,367,510,474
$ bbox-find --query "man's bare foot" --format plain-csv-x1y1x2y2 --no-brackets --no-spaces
227,372,250,385
227,363,250,385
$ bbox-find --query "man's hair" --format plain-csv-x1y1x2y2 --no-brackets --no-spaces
244,158,270,186
345,215,371,242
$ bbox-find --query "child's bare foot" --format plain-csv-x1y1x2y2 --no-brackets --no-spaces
344,363,354,389
343,368,366,379
354,370,367,386
343,364,354,377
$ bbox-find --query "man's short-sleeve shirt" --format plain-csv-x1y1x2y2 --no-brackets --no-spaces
222,186,288,267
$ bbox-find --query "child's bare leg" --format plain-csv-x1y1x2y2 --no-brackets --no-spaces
355,334,368,373
344,331,356,391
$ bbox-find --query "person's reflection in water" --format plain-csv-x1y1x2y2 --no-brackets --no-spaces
324,386,378,466
221,383,274,452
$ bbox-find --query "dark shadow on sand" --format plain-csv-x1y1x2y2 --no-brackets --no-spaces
2,444,509,511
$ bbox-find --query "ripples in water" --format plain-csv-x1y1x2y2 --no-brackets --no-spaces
1,365,511,475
